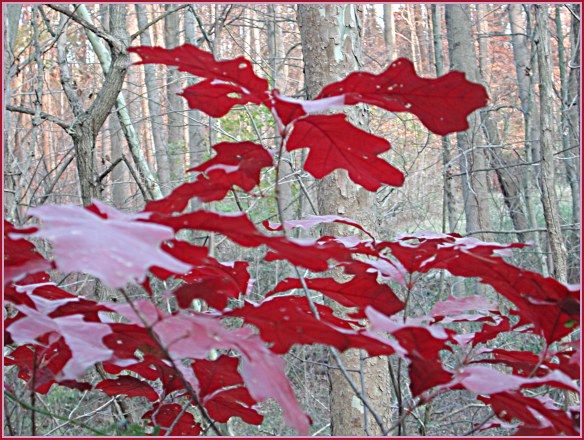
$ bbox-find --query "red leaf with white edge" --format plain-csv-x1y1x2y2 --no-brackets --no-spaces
317,58,488,135
479,392,578,435
150,210,353,271
286,114,404,191
366,307,453,396
96,376,159,402
21,200,190,289
188,142,272,193
381,232,579,343
144,403,202,436
271,89,345,127
4,220,52,286
228,296,395,356
7,293,113,380
269,274,403,319
181,80,261,118
264,214,375,240
130,44,269,117
145,142,273,213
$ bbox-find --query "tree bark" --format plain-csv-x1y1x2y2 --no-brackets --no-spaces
444,5,493,242
298,4,391,435
533,5,568,283
382,4,396,63
136,4,171,196
554,5,580,283
164,4,186,188
508,4,546,274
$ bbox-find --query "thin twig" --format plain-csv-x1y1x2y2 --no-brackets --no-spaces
4,390,108,436
97,157,124,183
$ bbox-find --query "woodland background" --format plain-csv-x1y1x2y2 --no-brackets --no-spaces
3,3,581,436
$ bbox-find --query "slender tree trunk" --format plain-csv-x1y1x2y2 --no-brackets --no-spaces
533,5,568,283
473,5,532,245
165,4,186,188
135,4,171,196
3,4,23,219
298,4,391,436
431,5,458,234
555,5,581,283
382,4,396,63
445,4,493,241
508,4,546,274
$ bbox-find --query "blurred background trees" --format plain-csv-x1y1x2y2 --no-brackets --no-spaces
3,4,580,436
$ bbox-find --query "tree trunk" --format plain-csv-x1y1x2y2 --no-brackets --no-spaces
298,4,391,435
508,4,546,274
533,5,568,283
136,4,171,196
430,5,458,234
76,4,162,202
555,5,580,283
444,5,493,241
383,4,396,63
165,4,186,188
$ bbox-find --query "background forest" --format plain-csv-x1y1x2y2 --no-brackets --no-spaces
3,3,581,437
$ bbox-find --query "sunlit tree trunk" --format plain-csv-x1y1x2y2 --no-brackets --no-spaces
298,4,391,435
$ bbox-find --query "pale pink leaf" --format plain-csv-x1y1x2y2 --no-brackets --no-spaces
24,200,190,289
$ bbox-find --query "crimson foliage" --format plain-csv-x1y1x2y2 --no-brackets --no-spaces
4,44,580,436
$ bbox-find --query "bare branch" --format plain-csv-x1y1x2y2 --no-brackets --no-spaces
130,4,189,41
5,104,72,130
47,4,124,52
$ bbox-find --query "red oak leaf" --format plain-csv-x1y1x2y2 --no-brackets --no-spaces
4,220,52,286
143,403,202,436
96,376,159,402
145,142,272,213
227,295,395,356
204,386,264,425
150,210,353,271
367,307,453,396
130,44,269,117
270,89,345,127
131,301,309,435
381,232,579,343
22,200,190,289
317,58,488,135
172,262,251,310
7,293,113,380
269,274,403,319
479,392,578,435
193,356,263,425
286,114,404,191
